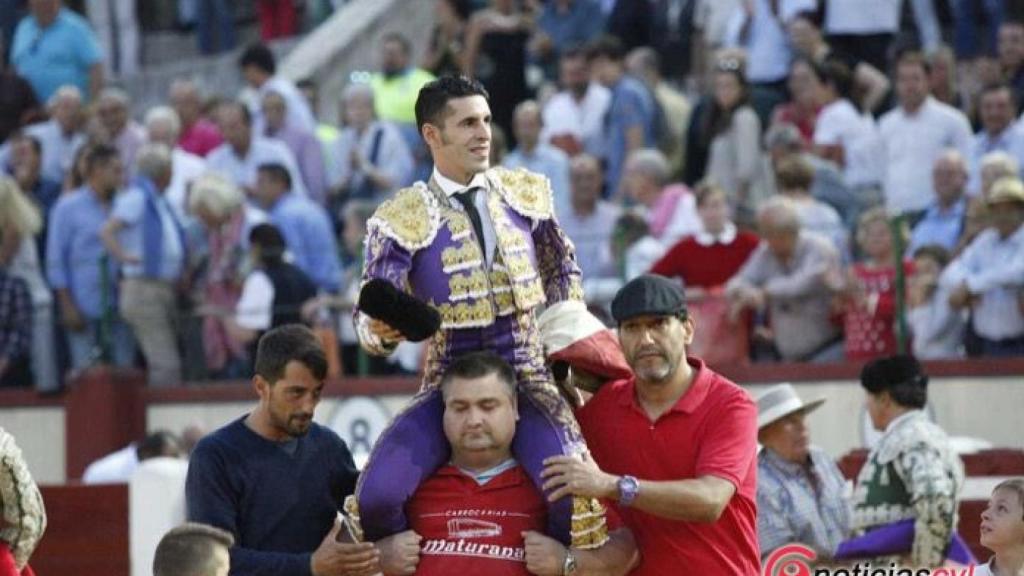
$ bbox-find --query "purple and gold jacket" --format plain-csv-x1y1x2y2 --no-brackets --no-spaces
352,168,610,548
356,166,584,388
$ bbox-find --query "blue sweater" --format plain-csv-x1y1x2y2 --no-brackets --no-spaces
186,416,358,576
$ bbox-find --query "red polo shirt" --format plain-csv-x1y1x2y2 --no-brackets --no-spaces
577,357,760,575
407,464,546,575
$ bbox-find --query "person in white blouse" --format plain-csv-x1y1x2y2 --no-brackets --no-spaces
813,60,883,197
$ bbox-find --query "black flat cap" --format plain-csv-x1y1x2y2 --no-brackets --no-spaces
610,274,687,323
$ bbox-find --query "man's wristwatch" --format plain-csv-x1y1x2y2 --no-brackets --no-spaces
562,549,579,575
617,475,640,507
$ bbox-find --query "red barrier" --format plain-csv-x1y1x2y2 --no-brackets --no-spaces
32,484,129,576
64,368,146,480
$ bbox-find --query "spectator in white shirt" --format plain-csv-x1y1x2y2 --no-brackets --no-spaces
206,101,306,197
143,106,207,220
540,46,611,159
0,85,86,184
823,0,940,71
907,245,964,360
943,177,1024,357
237,43,316,136
329,83,413,206
878,51,973,216
505,100,571,218
968,83,1024,196
560,154,620,281
813,59,883,194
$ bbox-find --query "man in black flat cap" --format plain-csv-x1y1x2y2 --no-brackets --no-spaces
540,274,761,575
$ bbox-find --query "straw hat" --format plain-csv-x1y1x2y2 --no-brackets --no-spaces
756,383,826,430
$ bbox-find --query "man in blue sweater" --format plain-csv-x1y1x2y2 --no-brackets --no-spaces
185,324,377,576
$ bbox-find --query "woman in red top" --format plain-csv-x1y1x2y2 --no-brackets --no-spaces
770,58,824,147
650,183,760,294
836,207,912,360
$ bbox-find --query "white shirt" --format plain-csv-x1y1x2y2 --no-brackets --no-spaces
695,222,738,246
824,0,940,50
695,0,743,47
879,97,973,214
167,147,207,220
560,201,621,279
541,83,611,159
8,235,51,307
941,224,1024,340
814,98,884,187
236,270,274,331
908,282,965,360
724,0,816,83
967,123,1024,196
824,0,902,33
433,167,497,264
625,236,666,281
971,561,994,576
21,120,85,183
83,444,139,484
207,136,308,197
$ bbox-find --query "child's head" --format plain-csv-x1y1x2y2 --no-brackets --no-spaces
911,244,950,280
695,181,731,233
981,478,1024,552
856,207,904,261
774,155,814,198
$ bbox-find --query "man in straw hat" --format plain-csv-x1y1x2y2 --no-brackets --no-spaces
943,176,1024,357
755,383,850,559
540,274,760,575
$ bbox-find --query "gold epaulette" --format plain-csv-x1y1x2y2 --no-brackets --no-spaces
570,496,610,550
366,183,441,251
487,166,555,221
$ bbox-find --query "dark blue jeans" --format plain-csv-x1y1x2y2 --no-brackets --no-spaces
951,0,1004,58
196,0,235,55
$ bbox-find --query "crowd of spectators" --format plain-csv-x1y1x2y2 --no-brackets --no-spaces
1,0,1024,392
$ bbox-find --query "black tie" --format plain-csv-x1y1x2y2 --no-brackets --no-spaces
454,187,487,258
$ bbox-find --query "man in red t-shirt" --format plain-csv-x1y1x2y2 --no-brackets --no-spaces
375,352,638,576
542,274,761,575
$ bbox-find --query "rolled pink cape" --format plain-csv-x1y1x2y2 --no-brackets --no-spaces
538,301,632,382
833,519,976,565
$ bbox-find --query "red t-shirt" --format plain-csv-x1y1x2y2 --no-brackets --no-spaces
843,262,913,360
577,357,761,576
407,464,546,575
650,231,760,289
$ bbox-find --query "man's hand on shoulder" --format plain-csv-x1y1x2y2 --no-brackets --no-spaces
541,454,618,502
376,530,422,576
311,522,380,576
522,530,567,576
